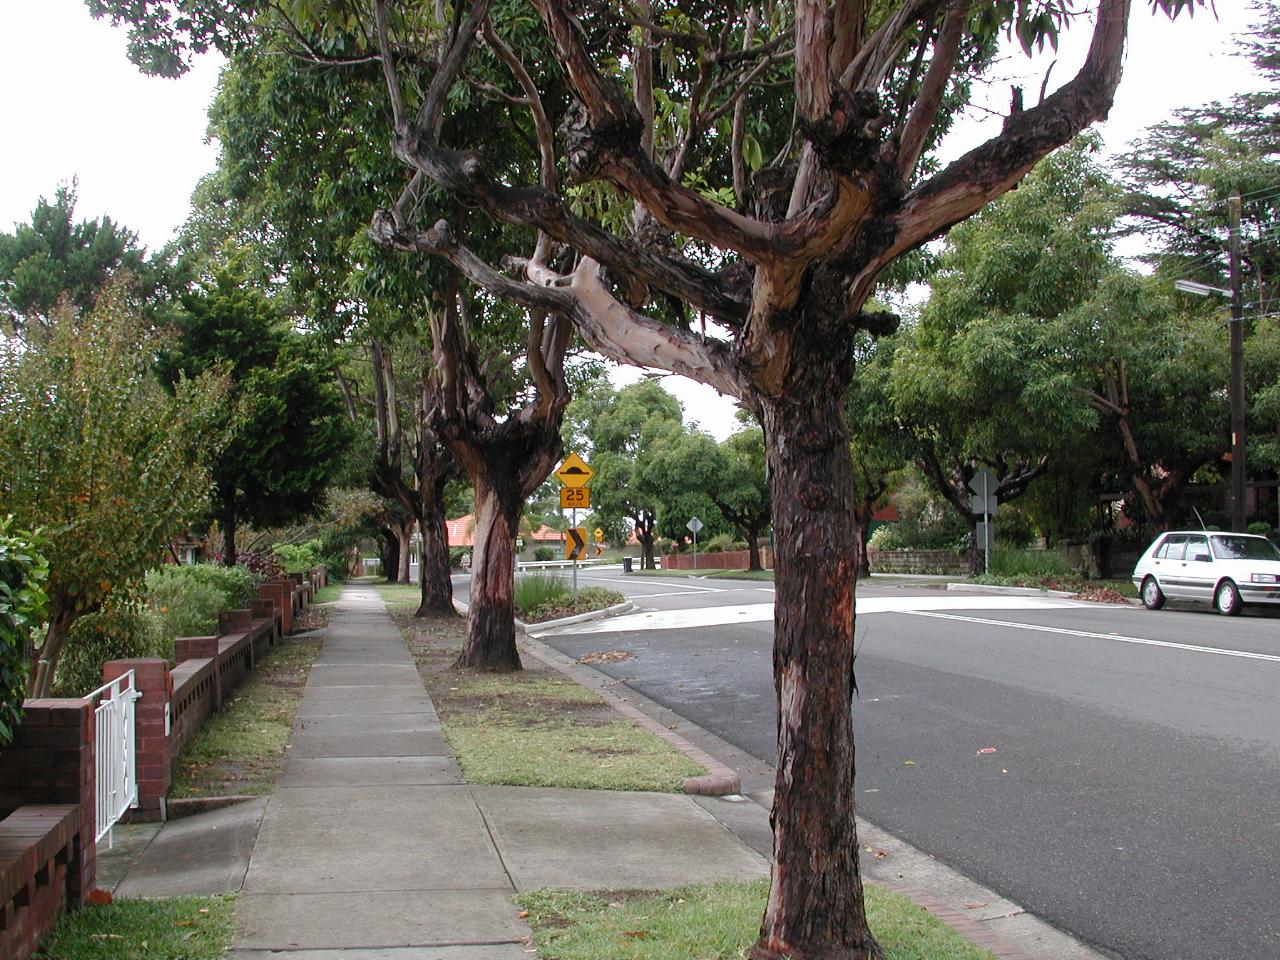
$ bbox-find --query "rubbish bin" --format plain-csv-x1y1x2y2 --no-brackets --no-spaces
622,557,633,573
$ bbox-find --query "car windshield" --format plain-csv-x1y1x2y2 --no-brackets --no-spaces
1210,535,1280,562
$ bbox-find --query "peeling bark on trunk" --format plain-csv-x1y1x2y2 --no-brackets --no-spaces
417,494,455,616
752,341,879,960
456,476,522,671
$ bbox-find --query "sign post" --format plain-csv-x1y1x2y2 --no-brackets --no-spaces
687,516,704,570
556,452,595,599
967,468,998,575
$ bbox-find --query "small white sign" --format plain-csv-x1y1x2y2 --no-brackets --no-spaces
687,517,704,534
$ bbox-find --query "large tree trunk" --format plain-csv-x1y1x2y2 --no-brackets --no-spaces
396,519,413,584
28,606,81,698
854,505,873,580
220,487,238,567
752,347,879,960
635,512,656,569
417,496,455,616
746,528,764,572
456,475,522,671
381,526,401,583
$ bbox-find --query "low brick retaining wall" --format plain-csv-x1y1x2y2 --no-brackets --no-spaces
0,565,324,959
869,549,970,575
660,547,773,570
103,566,324,821
0,700,96,960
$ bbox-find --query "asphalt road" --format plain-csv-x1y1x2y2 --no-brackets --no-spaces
518,568,1280,960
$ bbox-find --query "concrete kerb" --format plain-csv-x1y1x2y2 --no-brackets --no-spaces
451,597,634,633
946,582,1079,599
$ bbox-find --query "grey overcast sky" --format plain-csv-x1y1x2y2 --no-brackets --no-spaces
0,1,1264,439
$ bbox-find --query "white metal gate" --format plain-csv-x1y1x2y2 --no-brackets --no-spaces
86,670,140,845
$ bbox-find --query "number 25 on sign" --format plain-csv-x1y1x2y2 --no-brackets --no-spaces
560,487,590,509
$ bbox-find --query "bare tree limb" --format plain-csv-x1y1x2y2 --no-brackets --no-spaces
897,0,969,179
564,258,746,400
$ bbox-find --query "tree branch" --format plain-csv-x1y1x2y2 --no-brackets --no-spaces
564,258,747,400
896,0,969,179
884,0,1132,263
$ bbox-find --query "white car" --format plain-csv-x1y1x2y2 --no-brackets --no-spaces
1132,531,1280,615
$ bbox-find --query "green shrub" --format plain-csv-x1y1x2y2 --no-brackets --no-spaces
449,547,471,568
988,545,1074,580
0,518,48,744
513,574,571,617
533,546,557,562
1248,521,1272,536
704,533,735,554
145,564,260,640
53,599,169,697
868,524,903,551
654,539,675,556
995,507,1036,548
322,553,348,583
272,539,322,574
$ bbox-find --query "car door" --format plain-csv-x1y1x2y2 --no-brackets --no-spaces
1180,534,1216,601
1151,535,1189,598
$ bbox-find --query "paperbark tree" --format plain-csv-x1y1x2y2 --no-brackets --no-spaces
358,3,1194,954
92,1,1205,955
426,275,571,671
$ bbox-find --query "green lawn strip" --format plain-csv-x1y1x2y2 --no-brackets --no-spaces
372,581,427,616
441,674,704,792
312,582,344,603
34,894,235,960
169,636,322,798
388,610,706,792
517,880,998,960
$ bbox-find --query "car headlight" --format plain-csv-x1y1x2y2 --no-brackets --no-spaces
1250,573,1279,584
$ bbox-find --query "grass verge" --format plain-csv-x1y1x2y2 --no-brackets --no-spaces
373,581,427,617
34,894,235,960
169,634,322,798
517,880,998,960
313,582,344,604
380,594,706,792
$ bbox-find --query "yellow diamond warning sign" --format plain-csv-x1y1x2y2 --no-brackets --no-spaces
556,452,594,489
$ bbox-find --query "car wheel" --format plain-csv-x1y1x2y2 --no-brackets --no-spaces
1141,576,1165,610
1214,580,1242,616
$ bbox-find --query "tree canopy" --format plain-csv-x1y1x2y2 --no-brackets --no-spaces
157,268,351,564
0,282,226,696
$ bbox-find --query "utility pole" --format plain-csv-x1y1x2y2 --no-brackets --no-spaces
1228,194,1247,532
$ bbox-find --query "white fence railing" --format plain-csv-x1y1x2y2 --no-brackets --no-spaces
86,670,140,845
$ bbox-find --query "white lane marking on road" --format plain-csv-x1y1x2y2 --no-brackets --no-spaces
903,610,1280,664
532,594,1085,636
570,575,724,593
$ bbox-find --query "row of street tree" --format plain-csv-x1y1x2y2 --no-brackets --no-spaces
4,1,1275,957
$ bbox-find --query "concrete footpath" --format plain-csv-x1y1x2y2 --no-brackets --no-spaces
229,583,768,957
104,582,1098,960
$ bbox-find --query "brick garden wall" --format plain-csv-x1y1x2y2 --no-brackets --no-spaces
868,549,970,575
0,564,325,959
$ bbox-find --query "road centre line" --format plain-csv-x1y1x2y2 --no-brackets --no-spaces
903,610,1280,664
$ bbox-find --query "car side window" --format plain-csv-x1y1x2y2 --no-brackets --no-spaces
1185,536,1211,562
1158,536,1186,560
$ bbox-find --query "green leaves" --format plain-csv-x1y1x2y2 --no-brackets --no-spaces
0,282,226,693
0,518,47,743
